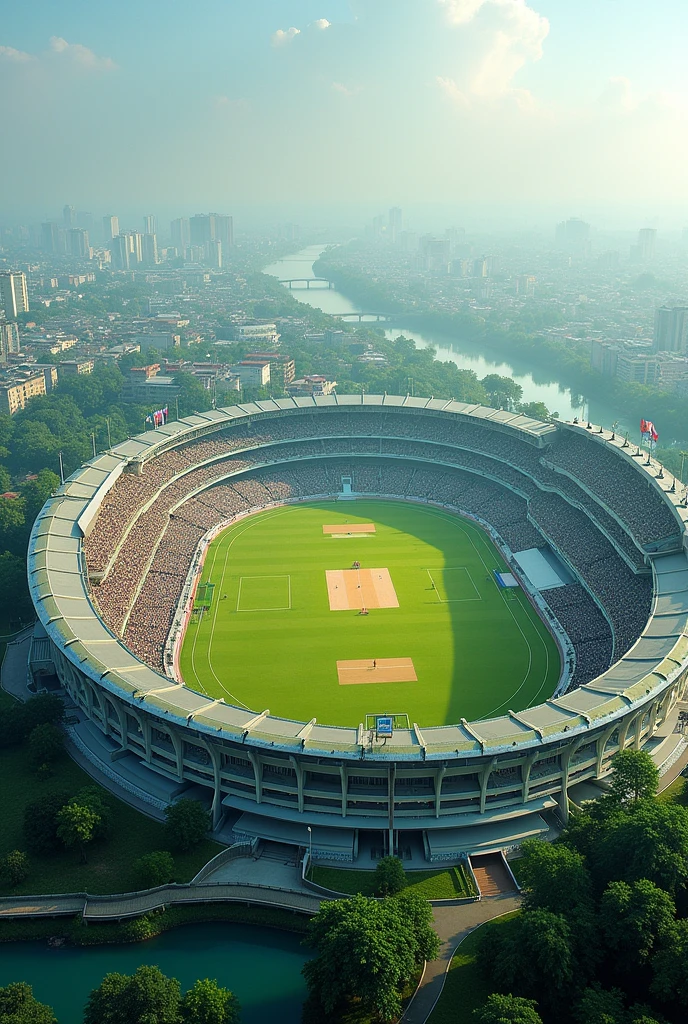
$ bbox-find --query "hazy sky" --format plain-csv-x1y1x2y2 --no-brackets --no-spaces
2,1,688,222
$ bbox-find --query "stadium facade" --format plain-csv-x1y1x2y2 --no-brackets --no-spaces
27,397,688,862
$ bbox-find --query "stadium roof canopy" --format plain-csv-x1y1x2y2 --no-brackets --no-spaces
28,397,688,761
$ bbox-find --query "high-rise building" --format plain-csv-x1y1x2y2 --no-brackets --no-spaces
68,228,90,258
126,232,143,264
205,239,222,269
0,272,29,319
555,217,591,254
142,233,159,266
653,306,688,353
190,213,215,245
0,321,20,362
632,228,657,262
388,207,402,242
143,214,156,236
215,215,233,249
41,222,61,254
103,215,119,240
111,234,130,271
63,204,76,227
171,218,190,252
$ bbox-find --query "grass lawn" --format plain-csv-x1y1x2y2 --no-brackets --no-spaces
658,774,688,805
428,912,520,1024
181,500,560,727
309,863,476,899
0,691,220,897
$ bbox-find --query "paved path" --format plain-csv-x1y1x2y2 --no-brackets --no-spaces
0,882,322,922
400,894,522,1024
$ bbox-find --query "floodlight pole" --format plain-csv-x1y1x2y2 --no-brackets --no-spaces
680,451,688,484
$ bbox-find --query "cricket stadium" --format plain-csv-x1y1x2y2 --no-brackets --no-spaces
26,397,688,864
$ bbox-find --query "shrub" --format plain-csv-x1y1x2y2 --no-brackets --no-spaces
28,722,64,766
374,855,406,896
0,850,29,887
164,800,210,852
134,850,175,889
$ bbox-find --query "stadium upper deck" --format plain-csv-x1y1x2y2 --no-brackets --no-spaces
26,397,688,855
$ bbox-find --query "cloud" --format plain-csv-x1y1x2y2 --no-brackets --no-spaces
311,19,331,30
213,95,250,113
271,27,301,47
0,44,34,63
438,0,549,98
331,81,361,97
49,36,117,71
435,76,469,108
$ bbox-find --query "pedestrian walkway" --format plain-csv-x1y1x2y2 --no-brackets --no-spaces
0,881,322,922
400,894,521,1024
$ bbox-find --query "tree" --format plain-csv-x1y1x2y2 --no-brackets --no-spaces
593,801,688,894
83,966,181,1024
609,749,659,805
0,850,29,887
600,879,676,968
28,723,65,767
374,855,406,895
69,786,112,840
518,839,593,917
651,918,688,1005
0,551,35,626
180,979,240,1024
480,910,575,1009
23,791,69,854
56,802,100,862
164,799,210,852
473,993,543,1024
517,401,551,420
481,374,523,410
303,891,438,1022
0,982,57,1024
134,850,175,889
574,985,627,1024
20,694,65,734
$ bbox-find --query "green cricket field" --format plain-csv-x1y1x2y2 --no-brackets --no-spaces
179,500,561,727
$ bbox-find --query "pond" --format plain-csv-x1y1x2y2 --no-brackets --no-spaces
0,922,310,1024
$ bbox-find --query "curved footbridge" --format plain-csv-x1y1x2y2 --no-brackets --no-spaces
0,881,322,923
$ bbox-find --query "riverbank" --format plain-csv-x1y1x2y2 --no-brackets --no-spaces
313,255,688,447
0,902,309,946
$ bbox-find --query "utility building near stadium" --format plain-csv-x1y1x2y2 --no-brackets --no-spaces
27,397,688,864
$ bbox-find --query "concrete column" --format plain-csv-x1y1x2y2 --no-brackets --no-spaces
595,724,617,777
435,766,446,818
558,738,583,824
247,750,262,804
289,756,304,813
388,763,395,856
521,751,539,802
206,745,223,830
479,758,497,814
340,766,348,818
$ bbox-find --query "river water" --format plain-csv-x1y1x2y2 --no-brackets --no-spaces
0,923,309,1024
264,245,628,427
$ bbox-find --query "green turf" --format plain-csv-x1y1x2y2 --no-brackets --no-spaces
180,500,561,727
309,863,476,899
428,912,520,1024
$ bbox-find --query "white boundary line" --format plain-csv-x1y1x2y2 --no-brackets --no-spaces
425,566,482,603
236,574,292,613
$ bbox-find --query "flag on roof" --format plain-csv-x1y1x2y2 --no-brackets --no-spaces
640,419,658,443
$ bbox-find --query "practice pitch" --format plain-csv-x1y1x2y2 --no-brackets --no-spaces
326,568,399,610
337,658,417,685
323,523,376,535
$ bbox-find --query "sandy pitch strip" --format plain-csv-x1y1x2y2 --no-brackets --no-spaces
323,523,376,535
337,658,417,685
326,568,398,610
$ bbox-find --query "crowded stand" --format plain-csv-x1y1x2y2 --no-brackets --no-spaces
100,455,650,695
83,406,677,695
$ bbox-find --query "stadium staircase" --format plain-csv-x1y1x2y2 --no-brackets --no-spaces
469,853,518,896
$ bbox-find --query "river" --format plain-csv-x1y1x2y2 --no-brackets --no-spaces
264,245,629,428
0,923,309,1024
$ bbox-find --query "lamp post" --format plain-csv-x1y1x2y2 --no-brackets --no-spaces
680,451,688,484
307,825,312,871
